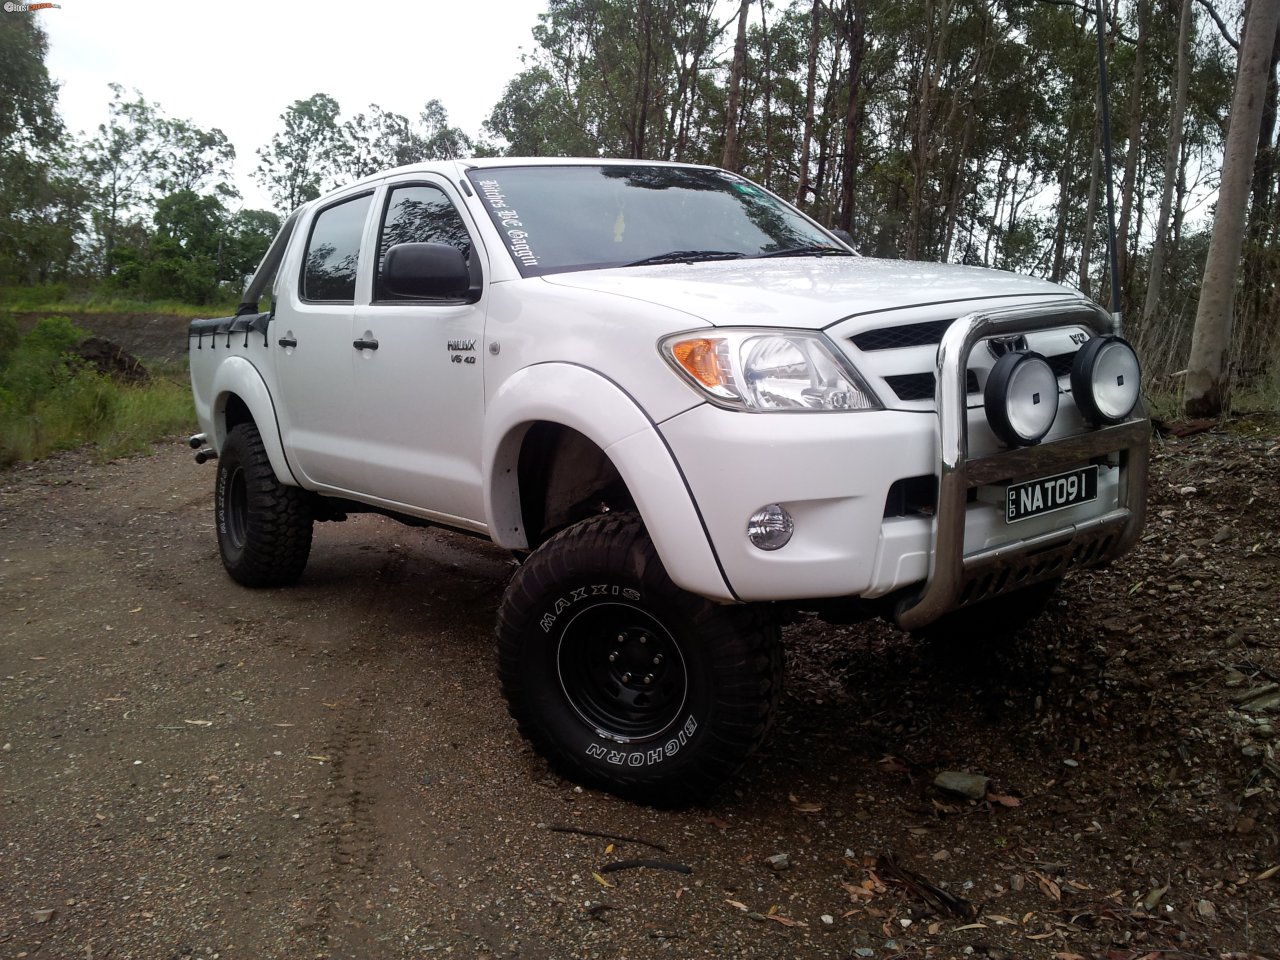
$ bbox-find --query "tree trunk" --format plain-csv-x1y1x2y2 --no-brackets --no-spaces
837,0,866,233
1184,0,1280,416
1237,19,1280,370
1079,97,1103,300
760,0,775,187
1140,0,1193,343
796,1,823,207
1115,0,1148,313
721,0,752,170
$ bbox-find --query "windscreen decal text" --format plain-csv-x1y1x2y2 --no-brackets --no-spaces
476,179,540,267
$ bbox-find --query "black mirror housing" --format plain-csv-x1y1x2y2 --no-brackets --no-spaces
383,242,473,300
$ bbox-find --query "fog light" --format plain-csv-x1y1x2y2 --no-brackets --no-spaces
984,351,1059,447
1070,335,1141,424
747,504,793,551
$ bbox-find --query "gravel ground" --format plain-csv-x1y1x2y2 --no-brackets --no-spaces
0,314,1277,959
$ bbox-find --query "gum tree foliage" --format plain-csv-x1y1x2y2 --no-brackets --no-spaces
259,95,474,201
6,0,1280,402
82,84,241,286
484,0,1276,396
254,93,348,213
0,15,89,285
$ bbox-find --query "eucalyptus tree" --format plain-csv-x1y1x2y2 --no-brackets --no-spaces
1185,0,1280,416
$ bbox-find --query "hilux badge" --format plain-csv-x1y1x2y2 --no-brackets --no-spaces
448,339,477,352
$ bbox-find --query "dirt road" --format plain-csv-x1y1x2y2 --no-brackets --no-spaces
1,422,1278,960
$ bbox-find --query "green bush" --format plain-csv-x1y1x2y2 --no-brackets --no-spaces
0,315,194,467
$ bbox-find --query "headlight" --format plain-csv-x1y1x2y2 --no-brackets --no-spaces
660,329,879,412
1070,335,1141,424
984,350,1059,446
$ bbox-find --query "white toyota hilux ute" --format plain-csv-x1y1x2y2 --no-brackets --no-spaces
188,158,1149,805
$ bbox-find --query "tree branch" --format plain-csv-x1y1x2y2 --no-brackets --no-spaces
1032,0,1137,45
1194,0,1239,51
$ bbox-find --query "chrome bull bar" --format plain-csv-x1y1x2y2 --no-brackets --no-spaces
894,301,1150,631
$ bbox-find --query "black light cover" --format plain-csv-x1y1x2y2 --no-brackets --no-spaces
984,350,1059,446
1070,336,1141,425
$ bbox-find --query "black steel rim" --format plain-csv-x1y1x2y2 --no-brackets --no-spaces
556,601,688,740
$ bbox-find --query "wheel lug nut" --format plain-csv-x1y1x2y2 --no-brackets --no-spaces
608,651,618,662
616,633,626,644
639,636,648,644
643,674,654,684
652,654,663,665
621,672,633,683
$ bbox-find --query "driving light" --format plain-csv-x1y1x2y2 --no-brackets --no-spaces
984,351,1059,446
661,329,879,413
1070,336,1141,424
747,504,793,550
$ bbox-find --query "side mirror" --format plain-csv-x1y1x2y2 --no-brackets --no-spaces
829,227,855,248
383,242,473,300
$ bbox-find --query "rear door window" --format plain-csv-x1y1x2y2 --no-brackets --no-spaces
301,193,373,302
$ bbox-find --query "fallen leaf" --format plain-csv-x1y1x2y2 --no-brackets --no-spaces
33,908,55,923
986,792,1022,808
129,607,142,613
1255,865,1279,882
985,915,1018,925
1033,872,1062,902
788,794,823,814
1027,932,1058,940
604,843,614,854
592,872,614,888
704,816,731,830
725,899,749,912
1051,953,1087,960
182,719,212,727
878,755,911,775
954,923,988,931
763,911,804,928
306,755,330,762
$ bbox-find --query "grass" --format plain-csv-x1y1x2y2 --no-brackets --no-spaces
0,284,239,318
0,315,195,468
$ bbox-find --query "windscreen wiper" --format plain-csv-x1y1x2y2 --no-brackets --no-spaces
625,250,747,267
754,245,853,258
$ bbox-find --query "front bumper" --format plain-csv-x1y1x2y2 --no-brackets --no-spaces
656,302,1148,626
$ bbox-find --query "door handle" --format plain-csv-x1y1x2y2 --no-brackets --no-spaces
352,338,379,351
277,336,297,348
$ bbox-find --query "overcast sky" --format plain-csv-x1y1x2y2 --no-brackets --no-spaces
37,0,544,211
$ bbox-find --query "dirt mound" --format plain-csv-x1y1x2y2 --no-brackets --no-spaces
74,335,150,383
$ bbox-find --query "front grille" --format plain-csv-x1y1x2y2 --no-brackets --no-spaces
885,369,980,402
851,318,954,351
1047,350,1077,378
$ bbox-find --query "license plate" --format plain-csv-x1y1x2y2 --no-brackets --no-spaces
1006,466,1098,523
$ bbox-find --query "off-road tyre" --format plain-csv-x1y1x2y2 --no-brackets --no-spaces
496,512,783,806
215,423,313,587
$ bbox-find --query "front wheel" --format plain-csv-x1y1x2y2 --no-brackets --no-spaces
496,512,782,806
215,423,313,587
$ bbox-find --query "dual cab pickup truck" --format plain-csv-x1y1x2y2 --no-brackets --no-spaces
189,158,1148,804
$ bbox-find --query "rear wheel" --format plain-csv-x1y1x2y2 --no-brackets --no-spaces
497,512,782,806
215,423,313,587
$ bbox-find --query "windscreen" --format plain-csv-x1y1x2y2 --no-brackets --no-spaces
466,165,839,277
